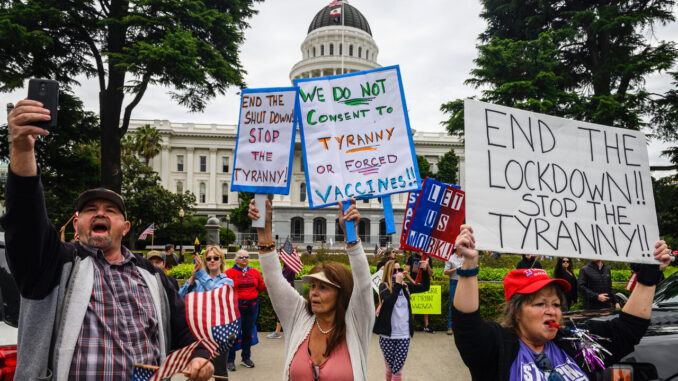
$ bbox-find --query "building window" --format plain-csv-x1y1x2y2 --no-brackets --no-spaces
363,198,369,204
313,217,326,242
335,218,344,242
313,47,316,57
329,43,334,55
379,219,392,245
358,46,362,58
300,183,306,202
339,44,343,55
199,156,206,172
358,218,370,242
222,156,229,173
177,155,184,172
299,158,304,172
222,183,228,204
349,45,353,56
176,181,183,194
291,217,304,243
320,45,324,56
366,49,369,60
199,182,206,203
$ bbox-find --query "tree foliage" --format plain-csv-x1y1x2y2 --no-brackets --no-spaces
134,124,161,165
0,0,262,191
653,176,678,247
442,0,678,141
416,155,433,180
436,149,459,185
230,192,254,232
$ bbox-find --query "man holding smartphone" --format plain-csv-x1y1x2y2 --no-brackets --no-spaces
2,99,214,380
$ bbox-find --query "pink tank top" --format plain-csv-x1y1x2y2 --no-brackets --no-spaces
289,333,353,381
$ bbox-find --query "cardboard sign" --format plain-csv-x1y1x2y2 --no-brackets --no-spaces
411,285,441,315
370,269,384,294
464,99,660,263
294,65,420,208
231,87,298,194
405,178,466,262
399,191,420,251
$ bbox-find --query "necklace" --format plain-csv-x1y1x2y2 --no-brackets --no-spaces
315,317,335,335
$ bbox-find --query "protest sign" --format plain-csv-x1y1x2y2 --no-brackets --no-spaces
464,99,659,263
399,191,420,251
370,269,384,294
411,285,441,315
404,178,466,262
294,65,420,209
231,87,298,194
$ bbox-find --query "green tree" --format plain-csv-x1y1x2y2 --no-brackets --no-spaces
134,124,161,165
442,0,678,139
230,192,254,232
416,155,433,180
653,176,678,247
0,93,100,227
436,149,459,185
0,0,262,192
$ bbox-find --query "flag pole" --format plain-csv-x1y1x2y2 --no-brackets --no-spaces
340,0,345,74
133,363,228,380
151,223,155,247
61,212,77,230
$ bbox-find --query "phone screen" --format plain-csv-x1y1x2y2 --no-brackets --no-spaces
27,79,59,130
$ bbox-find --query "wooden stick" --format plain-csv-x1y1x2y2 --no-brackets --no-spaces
62,212,77,230
134,362,227,380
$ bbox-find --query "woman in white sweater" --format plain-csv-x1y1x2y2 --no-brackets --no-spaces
249,198,375,381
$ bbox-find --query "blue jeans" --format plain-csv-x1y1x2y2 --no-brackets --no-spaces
228,298,259,362
447,279,458,330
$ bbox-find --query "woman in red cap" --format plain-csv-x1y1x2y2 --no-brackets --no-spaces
452,224,672,381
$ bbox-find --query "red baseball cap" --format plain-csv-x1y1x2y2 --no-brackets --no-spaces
503,269,571,301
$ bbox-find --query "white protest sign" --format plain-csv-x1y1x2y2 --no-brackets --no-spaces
231,87,298,194
294,65,420,208
464,99,659,264
370,269,384,294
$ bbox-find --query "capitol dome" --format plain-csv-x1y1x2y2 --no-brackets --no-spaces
289,1,380,81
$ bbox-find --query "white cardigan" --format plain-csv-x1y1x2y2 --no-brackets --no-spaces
259,243,375,381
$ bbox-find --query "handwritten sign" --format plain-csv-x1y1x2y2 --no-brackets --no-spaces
231,87,298,194
294,66,420,208
370,269,384,294
405,178,466,262
464,99,660,263
410,285,441,315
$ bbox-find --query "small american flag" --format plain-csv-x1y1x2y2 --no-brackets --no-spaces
280,238,304,274
138,224,154,240
626,272,638,291
150,340,201,381
185,285,240,357
374,245,384,256
132,366,156,381
329,0,342,7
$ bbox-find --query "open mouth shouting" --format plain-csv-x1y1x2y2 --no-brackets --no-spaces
90,219,110,236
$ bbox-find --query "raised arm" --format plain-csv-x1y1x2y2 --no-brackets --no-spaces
622,241,671,319
452,225,479,313
249,199,305,326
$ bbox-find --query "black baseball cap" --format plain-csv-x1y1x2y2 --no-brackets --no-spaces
76,188,127,219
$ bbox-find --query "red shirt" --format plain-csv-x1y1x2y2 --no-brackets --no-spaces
225,266,266,301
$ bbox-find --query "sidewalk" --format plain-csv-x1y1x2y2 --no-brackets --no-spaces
177,331,471,380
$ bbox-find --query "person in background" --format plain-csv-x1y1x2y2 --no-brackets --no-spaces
405,251,434,333
148,250,179,290
373,259,430,380
177,245,233,377
267,261,297,339
163,242,179,269
578,259,620,310
554,257,578,310
225,249,266,371
444,249,464,335
516,254,542,269
250,198,374,381
377,248,397,271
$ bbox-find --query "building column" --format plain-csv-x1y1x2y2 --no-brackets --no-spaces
326,218,336,245
455,149,465,190
370,218,380,245
160,144,170,189
304,219,314,245
209,148,217,205
186,147,194,194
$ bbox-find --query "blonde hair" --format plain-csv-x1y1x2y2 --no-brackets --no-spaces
381,259,397,293
203,245,226,273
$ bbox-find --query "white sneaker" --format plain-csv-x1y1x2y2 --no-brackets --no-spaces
267,332,282,339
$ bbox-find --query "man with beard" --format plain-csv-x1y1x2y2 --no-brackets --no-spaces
1,99,214,380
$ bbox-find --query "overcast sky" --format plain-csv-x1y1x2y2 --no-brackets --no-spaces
2,0,676,167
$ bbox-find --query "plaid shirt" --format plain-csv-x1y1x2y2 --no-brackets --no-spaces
69,244,160,379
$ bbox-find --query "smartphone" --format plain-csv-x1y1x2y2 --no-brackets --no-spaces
27,78,59,130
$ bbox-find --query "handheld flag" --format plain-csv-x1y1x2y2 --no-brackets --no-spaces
132,366,156,381
280,239,304,274
185,285,240,357
138,224,154,240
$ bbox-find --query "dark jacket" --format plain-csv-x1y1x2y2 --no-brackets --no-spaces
516,255,542,269
554,268,578,308
0,169,208,378
373,271,430,337
452,306,649,381
578,261,617,309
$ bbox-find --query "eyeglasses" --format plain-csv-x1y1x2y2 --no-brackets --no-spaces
205,256,220,262
534,353,566,381
395,268,404,273
238,255,249,259
562,260,570,263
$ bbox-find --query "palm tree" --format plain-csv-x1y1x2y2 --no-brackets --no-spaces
134,124,162,165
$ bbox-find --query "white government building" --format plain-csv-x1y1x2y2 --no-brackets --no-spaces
129,2,464,246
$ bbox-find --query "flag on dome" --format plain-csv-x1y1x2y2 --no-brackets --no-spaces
329,0,342,7
280,238,304,274
330,7,341,16
185,285,240,357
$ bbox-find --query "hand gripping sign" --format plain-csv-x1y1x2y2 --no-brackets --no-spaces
294,66,421,241
231,87,298,227
464,99,660,263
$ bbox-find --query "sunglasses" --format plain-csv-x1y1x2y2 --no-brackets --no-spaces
205,256,220,262
395,268,404,273
562,260,570,263
534,353,566,381
238,255,249,259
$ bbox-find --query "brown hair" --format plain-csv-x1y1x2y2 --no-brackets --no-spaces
203,245,226,273
501,283,566,333
381,259,397,292
304,262,354,357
